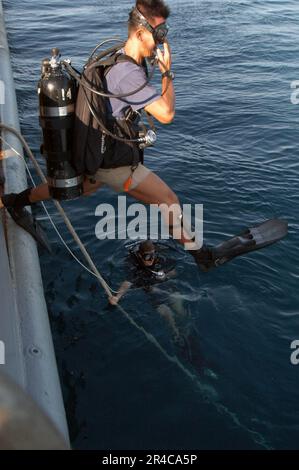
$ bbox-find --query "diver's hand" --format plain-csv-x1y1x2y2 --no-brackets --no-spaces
156,41,172,74
108,281,132,306
109,295,120,306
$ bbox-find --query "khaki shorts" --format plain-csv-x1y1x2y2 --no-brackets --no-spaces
87,163,152,193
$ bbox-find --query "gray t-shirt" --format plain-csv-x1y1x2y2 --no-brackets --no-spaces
105,57,160,118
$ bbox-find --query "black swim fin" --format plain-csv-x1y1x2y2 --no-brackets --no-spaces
213,218,288,267
192,219,288,271
5,205,52,253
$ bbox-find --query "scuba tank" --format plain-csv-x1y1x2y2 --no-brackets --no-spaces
38,48,83,200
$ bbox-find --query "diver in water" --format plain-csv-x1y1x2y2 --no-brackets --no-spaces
109,239,176,305
109,240,182,343
109,239,208,373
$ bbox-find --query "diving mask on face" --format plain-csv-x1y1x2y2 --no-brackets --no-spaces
133,7,169,44
141,251,156,262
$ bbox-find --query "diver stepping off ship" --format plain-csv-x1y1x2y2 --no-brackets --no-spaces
0,0,288,268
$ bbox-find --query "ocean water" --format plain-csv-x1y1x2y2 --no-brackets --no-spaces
3,0,299,450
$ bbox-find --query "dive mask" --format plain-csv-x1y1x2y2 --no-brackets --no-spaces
133,7,169,44
141,251,156,261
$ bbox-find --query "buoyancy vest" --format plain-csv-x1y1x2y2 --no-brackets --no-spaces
72,52,143,175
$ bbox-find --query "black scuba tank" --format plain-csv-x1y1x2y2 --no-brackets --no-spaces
38,48,83,200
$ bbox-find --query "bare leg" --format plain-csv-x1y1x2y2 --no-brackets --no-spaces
28,183,51,203
128,172,196,247
81,179,104,197
157,304,181,340
168,294,186,317
0,178,103,208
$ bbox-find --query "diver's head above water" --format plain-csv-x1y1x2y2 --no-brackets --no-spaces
126,0,170,61
137,239,157,267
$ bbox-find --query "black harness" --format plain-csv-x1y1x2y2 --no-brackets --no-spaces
72,52,147,175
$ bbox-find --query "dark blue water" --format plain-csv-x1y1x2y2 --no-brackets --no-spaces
3,0,299,449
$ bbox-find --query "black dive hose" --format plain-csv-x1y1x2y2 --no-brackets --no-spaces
87,38,125,64
61,42,157,145
62,55,156,100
